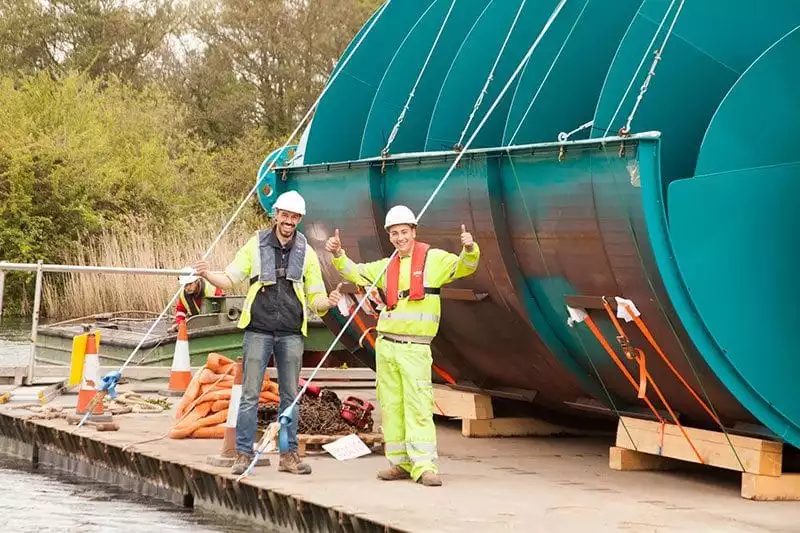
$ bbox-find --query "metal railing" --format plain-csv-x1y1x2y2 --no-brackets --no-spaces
0,261,193,385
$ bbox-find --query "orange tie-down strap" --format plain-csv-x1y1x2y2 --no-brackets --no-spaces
579,300,705,464
620,301,721,426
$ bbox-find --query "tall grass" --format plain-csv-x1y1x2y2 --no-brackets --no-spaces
42,217,261,320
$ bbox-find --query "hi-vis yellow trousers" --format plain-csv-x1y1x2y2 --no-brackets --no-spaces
375,336,438,481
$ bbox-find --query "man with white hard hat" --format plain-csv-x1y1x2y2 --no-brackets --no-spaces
170,271,224,331
194,190,344,476
325,205,480,487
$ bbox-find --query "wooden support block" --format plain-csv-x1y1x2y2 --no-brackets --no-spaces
615,416,783,476
609,446,677,471
462,417,582,438
741,473,800,501
433,384,493,420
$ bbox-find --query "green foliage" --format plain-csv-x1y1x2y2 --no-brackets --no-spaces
0,0,381,314
0,72,261,311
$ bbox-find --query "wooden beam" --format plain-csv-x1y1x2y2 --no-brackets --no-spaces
609,446,677,471
462,418,596,438
615,416,783,476
433,384,493,420
742,473,800,501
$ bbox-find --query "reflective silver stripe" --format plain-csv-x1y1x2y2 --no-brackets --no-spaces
388,454,411,466
379,333,434,344
382,311,439,323
385,442,406,453
408,452,437,463
407,442,438,458
225,264,247,284
341,259,358,278
357,264,369,278
307,284,325,294
461,255,479,268
176,311,187,317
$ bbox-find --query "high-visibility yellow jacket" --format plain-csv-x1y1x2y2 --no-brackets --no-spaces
176,279,222,322
224,230,329,336
332,242,480,342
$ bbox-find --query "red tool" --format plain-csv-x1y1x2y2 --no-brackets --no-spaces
340,396,374,430
299,378,321,397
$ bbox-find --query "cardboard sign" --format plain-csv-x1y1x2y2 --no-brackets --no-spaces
322,434,372,461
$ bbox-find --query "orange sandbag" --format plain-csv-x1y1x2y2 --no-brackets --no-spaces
169,401,213,439
191,425,226,438
175,372,203,419
206,353,234,373
260,391,280,403
200,381,232,394
195,409,228,429
211,399,229,412
198,367,233,385
197,389,231,403
263,381,279,394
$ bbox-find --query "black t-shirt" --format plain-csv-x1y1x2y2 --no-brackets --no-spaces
247,230,303,335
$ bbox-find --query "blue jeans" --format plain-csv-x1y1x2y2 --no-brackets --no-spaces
235,330,303,455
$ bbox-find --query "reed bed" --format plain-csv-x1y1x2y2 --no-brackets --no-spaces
42,217,260,320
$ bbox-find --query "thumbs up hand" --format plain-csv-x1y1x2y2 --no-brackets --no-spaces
327,282,344,309
460,224,474,251
325,228,343,257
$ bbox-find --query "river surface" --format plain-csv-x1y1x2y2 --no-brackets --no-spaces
0,455,257,532
0,321,264,533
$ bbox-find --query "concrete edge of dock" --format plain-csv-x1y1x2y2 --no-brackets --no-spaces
0,411,408,533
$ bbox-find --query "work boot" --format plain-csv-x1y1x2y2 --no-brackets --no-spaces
231,452,263,476
278,452,312,475
417,472,442,487
377,465,410,481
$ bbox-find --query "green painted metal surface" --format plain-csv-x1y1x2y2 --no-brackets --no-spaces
303,0,436,164
273,0,800,448
359,0,487,158
502,0,641,145
666,26,800,445
592,0,800,185
425,1,560,151
257,145,296,214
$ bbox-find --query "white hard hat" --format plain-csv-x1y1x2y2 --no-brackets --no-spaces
179,267,199,286
273,190,306,216
384,205,417,230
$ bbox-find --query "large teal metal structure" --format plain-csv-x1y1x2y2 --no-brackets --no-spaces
258,0,800,450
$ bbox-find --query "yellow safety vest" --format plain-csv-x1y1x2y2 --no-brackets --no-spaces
178,279,219,316
223,231,329,336
332,242,480,342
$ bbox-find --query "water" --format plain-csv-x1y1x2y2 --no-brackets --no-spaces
0,318,31,367
0,455,257,532
0,323,266,532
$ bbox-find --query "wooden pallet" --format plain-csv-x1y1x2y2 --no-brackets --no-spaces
297,432,384,457
610,416,800,501
432,384,597,438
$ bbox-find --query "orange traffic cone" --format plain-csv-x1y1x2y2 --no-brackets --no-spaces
70,332,113,424
161,321,193,397
206,357,269,467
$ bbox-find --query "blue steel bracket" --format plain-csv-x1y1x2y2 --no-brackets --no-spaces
257,145,297,215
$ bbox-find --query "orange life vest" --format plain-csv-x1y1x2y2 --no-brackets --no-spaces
385,241,432,310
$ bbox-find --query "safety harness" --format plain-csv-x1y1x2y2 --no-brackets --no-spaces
384,241,440,310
